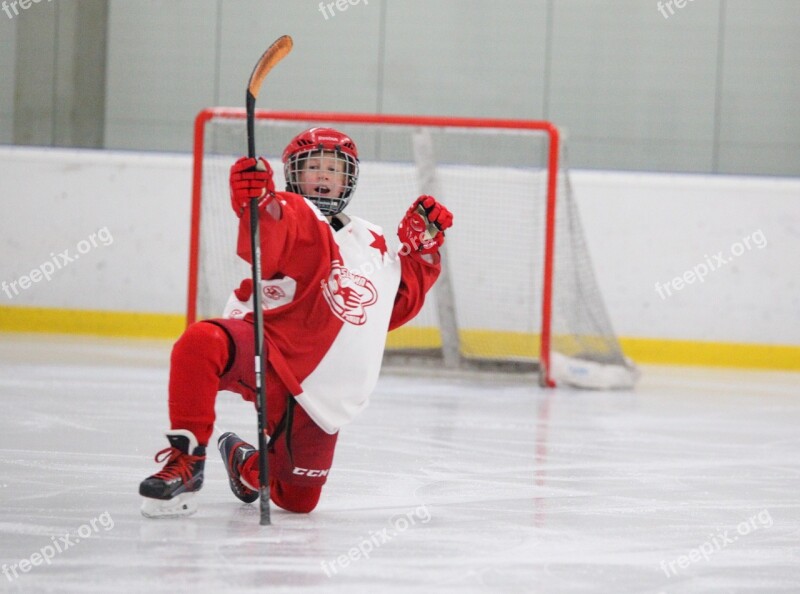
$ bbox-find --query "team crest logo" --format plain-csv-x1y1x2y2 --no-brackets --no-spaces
321,260,378,325
263,285,286,301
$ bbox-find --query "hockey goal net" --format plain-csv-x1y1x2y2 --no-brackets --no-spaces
188,109,637,389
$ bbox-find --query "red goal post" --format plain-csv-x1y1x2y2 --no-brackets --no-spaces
188,109,637,389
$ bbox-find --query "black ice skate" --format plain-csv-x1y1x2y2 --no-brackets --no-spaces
140,429,206,518
218,432,259,504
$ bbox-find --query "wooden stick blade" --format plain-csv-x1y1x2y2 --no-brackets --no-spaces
247,35,293,101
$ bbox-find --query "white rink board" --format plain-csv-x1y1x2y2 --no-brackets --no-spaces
0,147,798,345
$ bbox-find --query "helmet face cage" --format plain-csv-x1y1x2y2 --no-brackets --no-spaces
284,149,359,216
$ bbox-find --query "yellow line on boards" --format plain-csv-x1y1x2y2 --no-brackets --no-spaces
387,328,800,370
0,306,184,339
1,307,797,371
618,337,800,371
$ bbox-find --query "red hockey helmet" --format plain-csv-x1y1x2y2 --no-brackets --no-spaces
282,127,359,215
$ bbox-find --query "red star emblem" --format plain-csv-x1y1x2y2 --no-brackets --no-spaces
369,230,388,257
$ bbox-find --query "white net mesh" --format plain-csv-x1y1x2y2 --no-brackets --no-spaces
191,112,636,386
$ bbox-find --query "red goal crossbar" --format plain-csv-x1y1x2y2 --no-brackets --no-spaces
189,109,561,386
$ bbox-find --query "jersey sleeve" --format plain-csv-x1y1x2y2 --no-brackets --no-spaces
235,192,316,279
389,252,441,330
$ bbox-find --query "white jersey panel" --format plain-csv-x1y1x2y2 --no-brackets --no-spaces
295,216,402,434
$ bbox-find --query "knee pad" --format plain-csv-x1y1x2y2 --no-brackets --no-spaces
171,321,231,372
270,479,322,514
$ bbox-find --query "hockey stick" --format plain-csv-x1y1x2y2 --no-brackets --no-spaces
245,34,293,526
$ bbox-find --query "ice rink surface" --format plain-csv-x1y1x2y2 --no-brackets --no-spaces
1,333,798,593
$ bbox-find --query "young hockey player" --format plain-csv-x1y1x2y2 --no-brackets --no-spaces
139,127,453,517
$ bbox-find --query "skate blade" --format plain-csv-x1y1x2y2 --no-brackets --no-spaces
140,493,198,519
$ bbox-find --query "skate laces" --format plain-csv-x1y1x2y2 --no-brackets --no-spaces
152,447,204,482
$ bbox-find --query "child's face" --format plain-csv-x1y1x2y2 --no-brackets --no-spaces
297,151,347,199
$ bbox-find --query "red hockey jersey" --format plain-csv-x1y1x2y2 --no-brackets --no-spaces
222,192,440,433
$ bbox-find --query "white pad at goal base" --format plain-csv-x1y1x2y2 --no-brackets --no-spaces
550,352,639,390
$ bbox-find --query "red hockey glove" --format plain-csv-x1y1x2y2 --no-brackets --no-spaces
397,195,453,255
230,157,275,216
